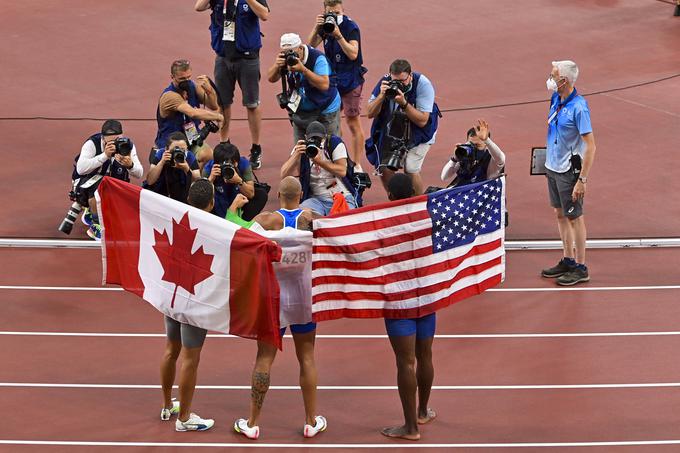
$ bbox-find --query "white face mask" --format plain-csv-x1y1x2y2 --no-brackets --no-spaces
336,14,344,24
546,77,558,92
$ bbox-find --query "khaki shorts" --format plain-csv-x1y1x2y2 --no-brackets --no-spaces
404,143,431,174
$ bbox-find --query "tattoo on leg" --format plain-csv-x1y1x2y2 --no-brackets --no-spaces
251,371,270,410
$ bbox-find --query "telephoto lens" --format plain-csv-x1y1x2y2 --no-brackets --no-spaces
58,202,84,235
172,146,186,164
284,50,299,67
322,13,337,34
220,162,236,181
454,143,475,161
114,137,133,156
305,138,322,158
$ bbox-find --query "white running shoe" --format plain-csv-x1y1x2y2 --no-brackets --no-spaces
160,399,180,421
234,418,260,439
175,413,214,432
303,415,327,438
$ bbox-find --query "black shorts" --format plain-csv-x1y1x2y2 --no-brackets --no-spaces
546,168,583,219
214,56,261,108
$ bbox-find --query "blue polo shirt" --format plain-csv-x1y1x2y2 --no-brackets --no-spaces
299,54,341,114
545,88,592,173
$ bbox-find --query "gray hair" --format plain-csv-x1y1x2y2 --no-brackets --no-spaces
552,60,579,85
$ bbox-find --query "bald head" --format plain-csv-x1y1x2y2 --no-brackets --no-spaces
279,176,302,202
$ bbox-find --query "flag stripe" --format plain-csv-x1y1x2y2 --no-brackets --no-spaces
312,239,502,288
313,256,502,303
313,213,431,244
312,227,432,256
314,196,428,228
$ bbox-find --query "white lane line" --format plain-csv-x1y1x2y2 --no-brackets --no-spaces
1,285,679,292
3,331,680,339
2,440,680,448
2,382,680,390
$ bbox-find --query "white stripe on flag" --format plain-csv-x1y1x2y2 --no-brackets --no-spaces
313,199,427,230
313,217,432,248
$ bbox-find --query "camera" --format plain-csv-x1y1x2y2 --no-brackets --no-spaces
220,161,236,181
276,92,290,110
283,49,299,67
305,137,323,158
385,80,407,100
171,146,186,165
454,143,476,162
353,171,372,189
382,137,408,171
114,137,133,156
321,12,338,34
192,120,220,148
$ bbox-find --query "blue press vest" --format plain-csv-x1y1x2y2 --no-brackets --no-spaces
209,0,263,57
276,208,304,228
155,82,201,149
286,46,338,112
322,17,365,94
204,156,249,218
365,73,440,168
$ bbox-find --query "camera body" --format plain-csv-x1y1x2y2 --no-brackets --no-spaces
382,137,408,171
192,120,219,148
353,171,372,189
171,146,186,165
220,161,236,182
321,12,338,35
305,136,323,159
114,137,133,156
385,79,407,100
283,49,299,67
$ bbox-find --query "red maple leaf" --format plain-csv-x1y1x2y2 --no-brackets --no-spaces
152,212,215,309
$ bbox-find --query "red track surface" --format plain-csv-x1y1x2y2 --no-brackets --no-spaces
1,0,680,239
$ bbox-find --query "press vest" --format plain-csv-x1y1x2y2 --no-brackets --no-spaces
322,16,365,94
205,156,249,218
72,134,130,182
209,0,263,57
155,82,201,149
286,46,338,112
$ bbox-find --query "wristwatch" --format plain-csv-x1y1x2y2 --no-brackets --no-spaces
578,176,588,183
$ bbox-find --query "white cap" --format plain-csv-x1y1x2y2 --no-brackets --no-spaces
280,33,302,49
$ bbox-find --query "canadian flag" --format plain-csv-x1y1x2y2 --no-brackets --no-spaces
95,177,282,349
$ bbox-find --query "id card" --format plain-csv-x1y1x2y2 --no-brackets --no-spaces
223,21,235,41
183,121,199,144
287,90,301,113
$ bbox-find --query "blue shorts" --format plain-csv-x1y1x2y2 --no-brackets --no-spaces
384,313,436,339
280,321,317,336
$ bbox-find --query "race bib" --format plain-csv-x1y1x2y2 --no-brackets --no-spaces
183,121,199,144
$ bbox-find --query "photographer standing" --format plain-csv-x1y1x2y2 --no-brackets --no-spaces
194,0,269,170
267,33,341,144
307,0,367,167
280,121,357,215
366,59,440,196
155,59,224,170
74,119,143,240
204,142,267,221
440,119,505,187
146,132,202,204
541,60,596,286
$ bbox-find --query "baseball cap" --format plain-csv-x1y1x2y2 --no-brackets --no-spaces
305,121,326,139
101,119,123,136
280,33,302,49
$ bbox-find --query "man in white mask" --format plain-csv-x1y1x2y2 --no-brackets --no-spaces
541,60,597,286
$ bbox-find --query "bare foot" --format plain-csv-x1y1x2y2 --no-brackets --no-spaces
380,425,420,441
418,408,437,425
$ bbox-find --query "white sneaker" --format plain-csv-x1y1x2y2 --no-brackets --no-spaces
303,415,327,438
234,418,259,439
175,413,214,432
160,399,180,421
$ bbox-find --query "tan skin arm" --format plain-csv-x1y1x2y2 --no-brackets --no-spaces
572,132,596,201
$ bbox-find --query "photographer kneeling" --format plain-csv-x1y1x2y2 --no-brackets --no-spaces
267,33,341,144
146,132,201,204
204,142,267,221
440,119,505,187
59,120,143,241
280,121,359,216
366,59,440,195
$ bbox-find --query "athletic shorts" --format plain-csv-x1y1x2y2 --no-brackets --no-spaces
214,56,261,108
384,312,437,339
164,316,208,349
341,84,363,118
280,321,317,336
546,168,583,219
403,143,432,174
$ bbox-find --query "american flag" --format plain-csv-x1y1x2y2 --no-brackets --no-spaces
311,177,505,321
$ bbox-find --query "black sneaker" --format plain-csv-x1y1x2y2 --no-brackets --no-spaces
541,258,575,278
249,145,262,170
557,266,590,286
675,4,680,16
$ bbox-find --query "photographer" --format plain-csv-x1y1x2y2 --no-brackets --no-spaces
204,142,267,221
307,0,367,167
70,120,143,241
440,119,505,187
155,59,224,170
194,0,269,170
146,132,201,204
280,121,358,215
366,59,440,195
267,33,341,144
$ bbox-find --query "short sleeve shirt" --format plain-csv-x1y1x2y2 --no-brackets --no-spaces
545,90,593,173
